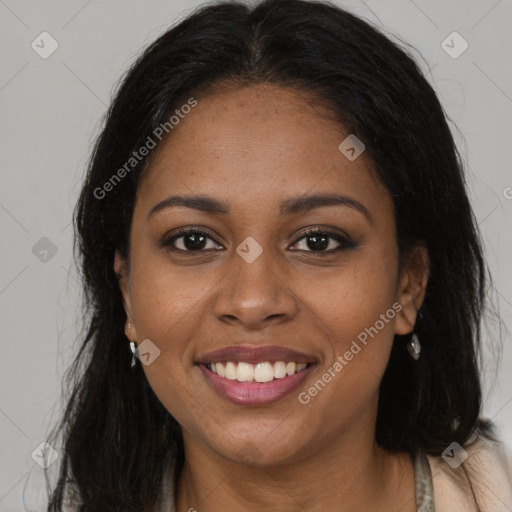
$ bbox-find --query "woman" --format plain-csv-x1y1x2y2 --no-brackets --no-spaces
46,0,512,510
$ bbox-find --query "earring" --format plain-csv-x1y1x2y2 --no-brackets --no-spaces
407,333,421,361
130,341,138,369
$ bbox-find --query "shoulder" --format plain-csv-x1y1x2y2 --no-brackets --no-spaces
425,436,512,512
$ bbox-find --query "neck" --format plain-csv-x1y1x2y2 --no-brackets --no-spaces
174,424,415,512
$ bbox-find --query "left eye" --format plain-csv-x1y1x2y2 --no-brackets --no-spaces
291,229,353,253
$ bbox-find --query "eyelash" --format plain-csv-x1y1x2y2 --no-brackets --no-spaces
161,227,356,254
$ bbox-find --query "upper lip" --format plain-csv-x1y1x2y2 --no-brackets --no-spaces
196,345,317,365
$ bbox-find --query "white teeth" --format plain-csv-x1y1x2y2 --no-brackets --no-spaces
254,362,274,383
286,362,296,376
216,362,225,378
236,362,254,382
208,361,310,382
225,361,237,380
273,361,287,379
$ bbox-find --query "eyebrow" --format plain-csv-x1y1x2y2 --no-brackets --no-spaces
148,193,373,224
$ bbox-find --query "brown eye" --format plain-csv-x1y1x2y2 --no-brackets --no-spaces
291,229,356,253
162,229,224,252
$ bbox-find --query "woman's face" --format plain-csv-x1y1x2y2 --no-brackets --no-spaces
115,83,425,466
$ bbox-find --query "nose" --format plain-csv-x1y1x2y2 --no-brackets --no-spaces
212,244,299,330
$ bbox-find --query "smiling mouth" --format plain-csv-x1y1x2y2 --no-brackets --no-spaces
203,361,314,383
196,344,318,404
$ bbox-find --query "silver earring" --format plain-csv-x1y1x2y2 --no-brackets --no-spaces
407,333,421,361
130,341,138,369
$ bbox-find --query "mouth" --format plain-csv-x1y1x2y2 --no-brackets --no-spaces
196,345,318,406
204,360,312,382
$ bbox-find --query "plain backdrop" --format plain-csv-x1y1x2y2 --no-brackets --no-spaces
0,0,511,510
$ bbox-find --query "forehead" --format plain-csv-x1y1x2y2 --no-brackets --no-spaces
136,83,390,220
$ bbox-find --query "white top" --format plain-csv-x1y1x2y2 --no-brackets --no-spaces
157,437,512,512
426,437,512,511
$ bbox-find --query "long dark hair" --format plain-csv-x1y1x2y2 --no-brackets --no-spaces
46,0,498,509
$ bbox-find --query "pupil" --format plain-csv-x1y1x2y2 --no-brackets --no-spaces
184,233,206,250
307,234,328,251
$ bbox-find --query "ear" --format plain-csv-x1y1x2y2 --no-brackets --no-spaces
114,249,138,341
394,243,430,335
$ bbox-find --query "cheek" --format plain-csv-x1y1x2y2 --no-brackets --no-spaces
128,265,205,424
129,246,215,343
295,271,398,436
126,253,210,404
296,246,399,349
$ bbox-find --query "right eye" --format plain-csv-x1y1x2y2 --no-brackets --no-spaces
161,228,224,253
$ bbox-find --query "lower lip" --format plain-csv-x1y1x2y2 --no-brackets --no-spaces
198,363,317,406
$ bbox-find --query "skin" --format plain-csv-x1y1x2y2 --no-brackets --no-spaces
114,83,430,512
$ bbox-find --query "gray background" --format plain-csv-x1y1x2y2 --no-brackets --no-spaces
0,0,511,510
